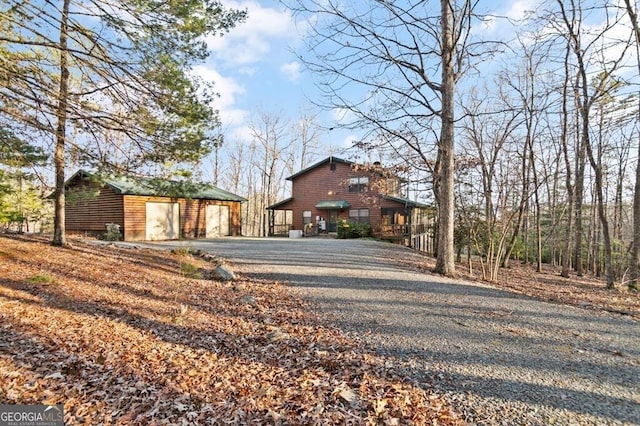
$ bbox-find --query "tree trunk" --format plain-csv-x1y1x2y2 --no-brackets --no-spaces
52,0,70,247
573,113,586,276
527,123,542,271
576,67,614,287
632,137,640,291
434,0,456,277
624,0,640,291
502,151,528,268
584,140,615,287
560,43,574,278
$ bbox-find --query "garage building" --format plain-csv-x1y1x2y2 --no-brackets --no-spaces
63,170,245,241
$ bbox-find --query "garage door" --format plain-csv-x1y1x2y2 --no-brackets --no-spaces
206,205,230,238
145,202,179,240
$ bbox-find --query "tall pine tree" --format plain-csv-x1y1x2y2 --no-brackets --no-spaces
0,0,246,245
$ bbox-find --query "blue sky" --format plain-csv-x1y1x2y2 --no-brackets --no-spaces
194,1,319,144
192,0,544,152
193,0,636,159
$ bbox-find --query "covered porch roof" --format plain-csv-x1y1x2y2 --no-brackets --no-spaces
380,194,431,209
266,197,293,210
315,200,350,209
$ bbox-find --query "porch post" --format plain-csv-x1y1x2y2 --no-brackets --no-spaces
267,209,273,237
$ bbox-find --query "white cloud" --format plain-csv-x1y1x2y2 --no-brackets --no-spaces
192,65,248,129
206,1,297,67
341,134,358,148
475,0,540,36
331,107,356,125
238,66,257,76
503,0,538,20
280,61,301,82
192,66,244,107
229,125,254,143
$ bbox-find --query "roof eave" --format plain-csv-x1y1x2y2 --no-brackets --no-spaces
286,156,353,181
266,197,294,210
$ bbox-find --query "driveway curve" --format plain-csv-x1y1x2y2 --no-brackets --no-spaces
148,237,639,425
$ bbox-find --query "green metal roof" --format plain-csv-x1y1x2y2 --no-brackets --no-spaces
68,170,247,202
266,197,294,210
315,200,350,209
380,194,431,209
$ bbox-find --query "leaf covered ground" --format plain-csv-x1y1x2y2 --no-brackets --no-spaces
401,254,640,321
0,234,463,425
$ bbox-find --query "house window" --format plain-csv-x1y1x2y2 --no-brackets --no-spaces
303,210,312,225
349,208,370,224
381,207,407,225
348,176,369,192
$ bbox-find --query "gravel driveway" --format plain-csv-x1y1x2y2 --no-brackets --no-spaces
148,237,639,425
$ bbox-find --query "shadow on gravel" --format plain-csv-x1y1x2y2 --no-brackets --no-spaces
153,238,640,424
381,354,639,424
241,271,524,297
241,271,640,423
243,270,639,325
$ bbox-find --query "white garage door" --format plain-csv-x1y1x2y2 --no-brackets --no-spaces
145,202,179,240
206,205,230,238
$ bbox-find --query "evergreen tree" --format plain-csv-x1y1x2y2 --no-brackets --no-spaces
0,0,246,245
0,128,48,231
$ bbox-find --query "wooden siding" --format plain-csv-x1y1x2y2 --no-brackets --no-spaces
65,174,243,241
66,181,124,236
123,195,242,241
280,160,411,233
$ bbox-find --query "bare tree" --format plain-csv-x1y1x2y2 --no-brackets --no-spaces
560,38,576,278
623,0,640,291
286,0,492,277
294,110,322,170
250,111,288,236
554,0,632,288
501,32,555,272
459,86,521,280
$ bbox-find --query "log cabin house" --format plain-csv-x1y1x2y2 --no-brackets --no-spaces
64,170,245,241
266,156,433,242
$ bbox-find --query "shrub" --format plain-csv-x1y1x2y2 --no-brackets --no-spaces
180,262,202,279
337,220,372,239
27,274,54,284
104,223,121,241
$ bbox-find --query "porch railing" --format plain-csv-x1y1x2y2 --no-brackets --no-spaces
269,224,291,237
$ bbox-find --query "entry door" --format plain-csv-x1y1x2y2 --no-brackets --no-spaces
145,202,179,240
206,204,230,237
327,210,338,233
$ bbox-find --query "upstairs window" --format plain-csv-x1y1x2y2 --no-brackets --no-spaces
348,176,369,192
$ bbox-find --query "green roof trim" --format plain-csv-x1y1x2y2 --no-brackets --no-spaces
380,194,431,209
315,200,350,209
68,170,247,202
266,197,294,210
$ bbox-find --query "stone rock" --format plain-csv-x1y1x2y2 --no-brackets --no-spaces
232,282,246,292
213,264,236,281
265,329,290,343
338,387,359,407
240,295,257,306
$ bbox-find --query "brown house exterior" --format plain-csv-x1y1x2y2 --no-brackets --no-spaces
266,157,432,238
64,170,245,241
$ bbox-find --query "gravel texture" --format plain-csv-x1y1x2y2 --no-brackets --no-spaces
146,237,640,425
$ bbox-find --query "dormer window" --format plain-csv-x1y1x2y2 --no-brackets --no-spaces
348,176,369,192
